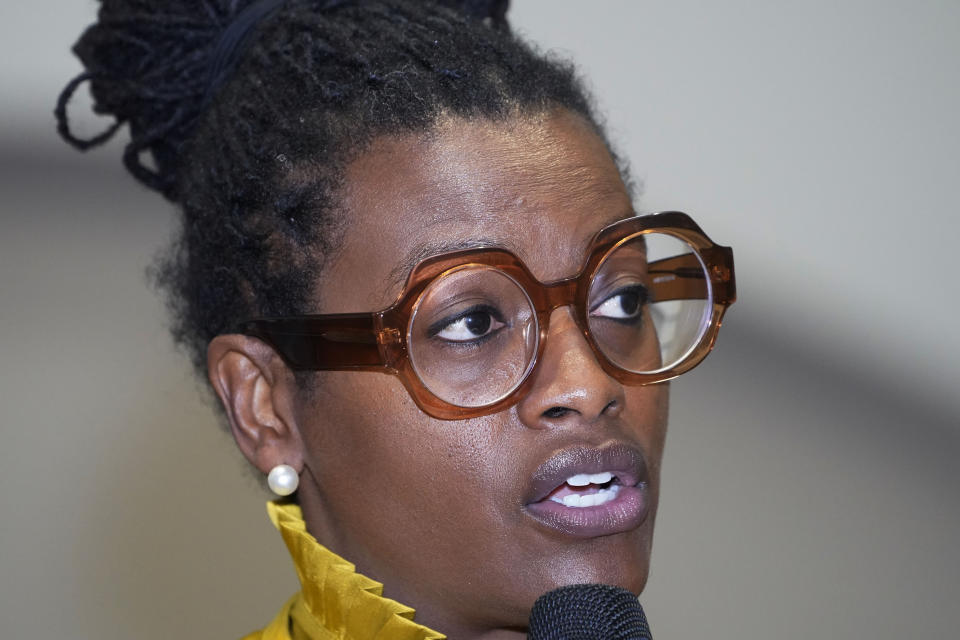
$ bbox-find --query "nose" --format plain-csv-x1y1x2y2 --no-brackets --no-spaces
516,306,625,429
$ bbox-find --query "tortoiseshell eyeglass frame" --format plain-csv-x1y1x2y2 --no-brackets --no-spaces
240,211,736,420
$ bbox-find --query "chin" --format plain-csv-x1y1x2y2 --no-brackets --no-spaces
535,526,653,598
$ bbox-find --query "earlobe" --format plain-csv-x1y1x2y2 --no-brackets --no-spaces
207,335,304,475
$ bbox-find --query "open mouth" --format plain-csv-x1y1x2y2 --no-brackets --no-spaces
545,471,624,508
523,443,650,538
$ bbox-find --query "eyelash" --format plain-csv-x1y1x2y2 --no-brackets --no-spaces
426,304,507,344
590,284,649,325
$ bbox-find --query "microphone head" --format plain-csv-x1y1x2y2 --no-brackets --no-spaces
527,583,652,640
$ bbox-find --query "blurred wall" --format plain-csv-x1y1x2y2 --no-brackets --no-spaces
2,1,958,638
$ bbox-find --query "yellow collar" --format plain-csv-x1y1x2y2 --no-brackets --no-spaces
258,501,446,640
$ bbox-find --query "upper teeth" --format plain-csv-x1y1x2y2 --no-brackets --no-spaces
566,471,614,487
555,484,621,508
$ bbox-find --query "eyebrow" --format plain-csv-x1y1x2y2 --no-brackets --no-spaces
383,208,638,299
384,236,518,298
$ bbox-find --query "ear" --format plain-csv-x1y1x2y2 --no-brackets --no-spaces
207,334,305,476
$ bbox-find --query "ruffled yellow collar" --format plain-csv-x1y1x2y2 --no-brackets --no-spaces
251,501,445,640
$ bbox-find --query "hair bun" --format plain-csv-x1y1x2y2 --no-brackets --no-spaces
55,1,267,199
56,0,511,199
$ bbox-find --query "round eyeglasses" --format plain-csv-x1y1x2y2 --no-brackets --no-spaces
240,212,736,420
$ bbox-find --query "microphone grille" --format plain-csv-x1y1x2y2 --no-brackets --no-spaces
527,584,652,640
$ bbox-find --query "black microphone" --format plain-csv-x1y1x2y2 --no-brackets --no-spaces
527,584,652,640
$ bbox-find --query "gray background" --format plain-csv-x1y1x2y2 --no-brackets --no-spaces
2,1,958,638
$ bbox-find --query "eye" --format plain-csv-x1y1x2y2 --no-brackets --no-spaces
431,305,507,342
590,285,648,323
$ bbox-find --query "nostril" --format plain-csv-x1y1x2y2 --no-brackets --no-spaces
543,406,572,419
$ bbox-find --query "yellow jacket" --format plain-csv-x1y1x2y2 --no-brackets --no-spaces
243,502,446,640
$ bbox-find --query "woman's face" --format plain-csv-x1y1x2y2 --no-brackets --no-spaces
293,110,668,637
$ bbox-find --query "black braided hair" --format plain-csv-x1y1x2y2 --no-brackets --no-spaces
57,0,627,377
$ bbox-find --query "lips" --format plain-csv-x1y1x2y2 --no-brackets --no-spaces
523,442,650,538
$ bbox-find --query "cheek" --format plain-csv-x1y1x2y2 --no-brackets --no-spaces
625,383,669,528
630,383,669,476
296,372,547,626
299,371,514,560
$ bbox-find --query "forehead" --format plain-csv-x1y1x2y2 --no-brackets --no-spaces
317,110,633,312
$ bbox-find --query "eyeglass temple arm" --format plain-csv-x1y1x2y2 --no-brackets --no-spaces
648,246,735,304
241,315,390,371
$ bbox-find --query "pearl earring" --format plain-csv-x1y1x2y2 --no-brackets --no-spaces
267,464,299,496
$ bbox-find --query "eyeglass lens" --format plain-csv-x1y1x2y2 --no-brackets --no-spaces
589,233,712,375
406,232,713,408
